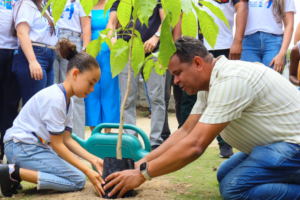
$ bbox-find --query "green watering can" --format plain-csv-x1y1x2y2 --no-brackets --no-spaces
71,123,151,162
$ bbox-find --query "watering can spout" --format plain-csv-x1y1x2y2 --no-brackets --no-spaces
71,132,88,150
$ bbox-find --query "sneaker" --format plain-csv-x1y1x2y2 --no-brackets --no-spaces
0,164,20,197
219,143,234,158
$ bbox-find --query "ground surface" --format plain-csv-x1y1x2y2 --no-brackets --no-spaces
5,111,224,200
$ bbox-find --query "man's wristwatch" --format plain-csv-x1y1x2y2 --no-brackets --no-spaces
140,162,152,180
82,46,87,52
154,32,160,38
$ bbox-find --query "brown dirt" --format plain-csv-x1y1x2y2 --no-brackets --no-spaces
12,176,190,200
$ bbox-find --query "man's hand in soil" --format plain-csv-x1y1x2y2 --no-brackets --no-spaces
104,168,146,198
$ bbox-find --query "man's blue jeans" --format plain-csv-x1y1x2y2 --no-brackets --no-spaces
217,142,300,200
12,46,55,106
4,140,86,191
0,49,21,160
241,31,284,69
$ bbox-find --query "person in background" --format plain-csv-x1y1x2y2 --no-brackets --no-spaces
11,0,58,106
241,0,296,73
106,0,166,151
0,39,104,198
84,0,120,133
289,31,300,88
55,0,91,139
294,22,300,44
0,0,20,162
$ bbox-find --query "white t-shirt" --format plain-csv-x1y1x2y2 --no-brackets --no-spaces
13,0,59,46
245,0,296,35
298,41,300,54
57,0,91,33
202,0,242,50
4,84,74,148
0,0,18,49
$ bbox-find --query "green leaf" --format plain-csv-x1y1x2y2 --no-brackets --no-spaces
192,2,218,49
158,12,176,69
79,0,95,17
155,61,166,75
180,0,192,14
117,0,132,27
86,37,102,58
138,0,157,28
100,28,112,35
132,0,140,18
200,1,230,30
152,52,159,58
162,0,181,28
130,37,145,77
51,0,68,23
143,59,154,82
104,0,117,18
103,37,113,49
110,39,129,78
42,0,54,18
182,11,197,37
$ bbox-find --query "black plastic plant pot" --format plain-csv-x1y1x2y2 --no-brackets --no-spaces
102,157,136,199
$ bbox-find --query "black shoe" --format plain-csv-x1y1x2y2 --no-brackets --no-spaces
0,164,20,197
151,145,160,151
219,143,234,158
17,183,23,190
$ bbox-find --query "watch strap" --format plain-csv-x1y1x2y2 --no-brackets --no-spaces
142,170,152,180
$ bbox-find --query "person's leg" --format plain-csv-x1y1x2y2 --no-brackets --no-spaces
161,70,172,141
119,60,140,137
173,80,182,125
241,32,263,63
219,142,300,200
146,57,165,148
0,49,21,160
53,53,60,84
14,46,48,105
179,91,197,128
4,141,86,192
143,78,151,116
261,32,284,70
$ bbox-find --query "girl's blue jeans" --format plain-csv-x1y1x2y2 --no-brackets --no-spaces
12,46,55,106
217,142,300,200
4,140,86,192
241,31,284,69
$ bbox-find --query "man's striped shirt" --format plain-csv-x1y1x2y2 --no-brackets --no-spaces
191,56,300,154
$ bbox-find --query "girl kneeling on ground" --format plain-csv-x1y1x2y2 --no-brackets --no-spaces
0,39,105,198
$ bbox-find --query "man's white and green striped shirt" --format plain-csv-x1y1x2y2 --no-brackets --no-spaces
191,56,300,154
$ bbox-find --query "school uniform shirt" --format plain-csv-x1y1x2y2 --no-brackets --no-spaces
13,0,59,46
0,0,18,49
298,41,300,54
202,0,248,51
57,0,91,33
245,0,296,35
4,84,73,148
191,56,300,155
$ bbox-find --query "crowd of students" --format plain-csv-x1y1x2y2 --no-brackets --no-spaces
0,0,298,198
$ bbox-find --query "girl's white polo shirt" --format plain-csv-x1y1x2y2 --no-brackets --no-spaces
4,84,73,148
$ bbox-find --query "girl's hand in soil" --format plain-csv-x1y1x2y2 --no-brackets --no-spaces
270,52,286,73
86,169,105,197
91,158,103,176
104,168,146,198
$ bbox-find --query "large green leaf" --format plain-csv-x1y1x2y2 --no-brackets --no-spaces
158,13,176,69
154,61,166,75
86,37,102,58
180,0,192,14
103,37,113,49
182,11,197,37
130,37,145,77
132,0,140,18
200,1,230,30
110,39,129,78
162,0,181,28
51,0,68,23
143,59,154,82
192,2,218,49
79,0,96,17
117,0,132,27
138,0,157,27
104,0,117,18
41,0,54,18
100,28,112,35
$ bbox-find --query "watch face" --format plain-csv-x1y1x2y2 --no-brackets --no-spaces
140,163,147,171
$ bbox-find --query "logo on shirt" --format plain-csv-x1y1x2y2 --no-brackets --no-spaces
0,0,18,10
249,0,273,8
61,3,75,20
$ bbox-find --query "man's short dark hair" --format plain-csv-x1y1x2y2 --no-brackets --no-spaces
174,36,211,64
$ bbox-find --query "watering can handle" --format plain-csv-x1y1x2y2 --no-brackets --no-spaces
92,123,152,152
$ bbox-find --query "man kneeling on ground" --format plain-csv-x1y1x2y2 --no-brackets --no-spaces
104,36,300,200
